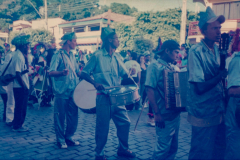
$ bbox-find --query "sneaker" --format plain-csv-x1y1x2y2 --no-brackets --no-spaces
65,139,80,146
12,126,29,132
144,103,148,108
57,142,68,149
6,122,13,127
95,155,107,160
117,150,136,158
147,118,155,127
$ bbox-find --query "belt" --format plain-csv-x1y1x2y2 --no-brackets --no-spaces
187,113,223,127
97,93,106,95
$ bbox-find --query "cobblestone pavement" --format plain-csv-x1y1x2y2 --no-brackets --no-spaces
0,101,191,160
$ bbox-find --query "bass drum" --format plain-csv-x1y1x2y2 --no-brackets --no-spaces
73,80,96,114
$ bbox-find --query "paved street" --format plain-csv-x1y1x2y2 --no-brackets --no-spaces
0,101,191,160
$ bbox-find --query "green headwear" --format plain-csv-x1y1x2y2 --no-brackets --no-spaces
59,32,77,45
198,6,225,29
11,33,30,46
101,27,116,42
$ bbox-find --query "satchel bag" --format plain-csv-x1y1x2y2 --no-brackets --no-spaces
0,58,15,86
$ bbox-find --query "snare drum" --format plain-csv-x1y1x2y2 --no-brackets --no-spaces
108,85,140,106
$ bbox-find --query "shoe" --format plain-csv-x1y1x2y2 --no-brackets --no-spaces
95,155,107,160
147,118,155,127
65,139,80,146
6,122,13,127
117,150,136,158
144,103,148,108
12,126,29,132
57,142,68,149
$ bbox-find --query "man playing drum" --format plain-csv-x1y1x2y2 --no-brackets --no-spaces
187,7,227,159
49,32,81,149
80,27,136,160
145,40,181,160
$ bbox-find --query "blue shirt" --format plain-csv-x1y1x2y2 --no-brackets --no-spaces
145,58,180,121
49,49,79,99
226,52,240,129
187,40,224,119
82,48,126,89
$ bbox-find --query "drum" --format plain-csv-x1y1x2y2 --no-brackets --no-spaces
73,80,96,114
108,85,140,106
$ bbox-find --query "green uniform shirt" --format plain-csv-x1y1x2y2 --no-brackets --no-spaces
49,49,79,99
82,48,126,91
187,40,224,119
145,58,180,121
226,52,240,129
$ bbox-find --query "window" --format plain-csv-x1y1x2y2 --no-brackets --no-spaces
63,27,72,34
212,2,240,20
74,26,85,33
90,26,100,31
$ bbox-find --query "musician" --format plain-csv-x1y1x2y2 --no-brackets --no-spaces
80,27,136,160
49,32,81,148
9,33,30,132
187,7,227,159
225,41,240,159
145,40,181,160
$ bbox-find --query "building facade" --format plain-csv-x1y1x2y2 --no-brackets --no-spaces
58,11,135,53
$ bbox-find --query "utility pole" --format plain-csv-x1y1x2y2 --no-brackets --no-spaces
45,0,48,30
107,9,112,27
180,0,187,46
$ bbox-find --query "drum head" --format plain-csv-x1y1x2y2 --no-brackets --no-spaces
108,85,137,95
73,80,96,111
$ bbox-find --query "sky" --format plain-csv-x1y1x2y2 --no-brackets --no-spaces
98,0,206,12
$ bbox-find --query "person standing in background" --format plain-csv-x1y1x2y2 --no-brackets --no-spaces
2,43,15,127
137,55,147,104
10,33,30,132
144,51,151,66
4,43,11,60
123,52,141,110
0,47,7,122
225,51,240,159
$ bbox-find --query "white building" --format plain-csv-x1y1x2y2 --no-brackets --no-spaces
58,11,135,53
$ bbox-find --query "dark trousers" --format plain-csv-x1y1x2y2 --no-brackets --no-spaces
12,88,29,129
1,94,7,121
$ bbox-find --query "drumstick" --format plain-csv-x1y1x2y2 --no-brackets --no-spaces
134,97,148,131
88,85,122,91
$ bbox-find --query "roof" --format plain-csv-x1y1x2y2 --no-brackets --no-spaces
60,12,136,25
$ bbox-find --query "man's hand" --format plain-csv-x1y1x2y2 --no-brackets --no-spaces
130,68,136,76
219,69,227,79
62,69,69,76
94,83,105,91
155,113,165,129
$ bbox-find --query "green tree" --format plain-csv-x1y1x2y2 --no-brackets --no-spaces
9,28,55,47
110,2,138,16
114,8,199,52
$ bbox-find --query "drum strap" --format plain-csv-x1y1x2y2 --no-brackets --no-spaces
63,54,77,78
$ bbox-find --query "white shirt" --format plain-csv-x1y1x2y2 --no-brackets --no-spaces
124,60,141,77
6,50,29,89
